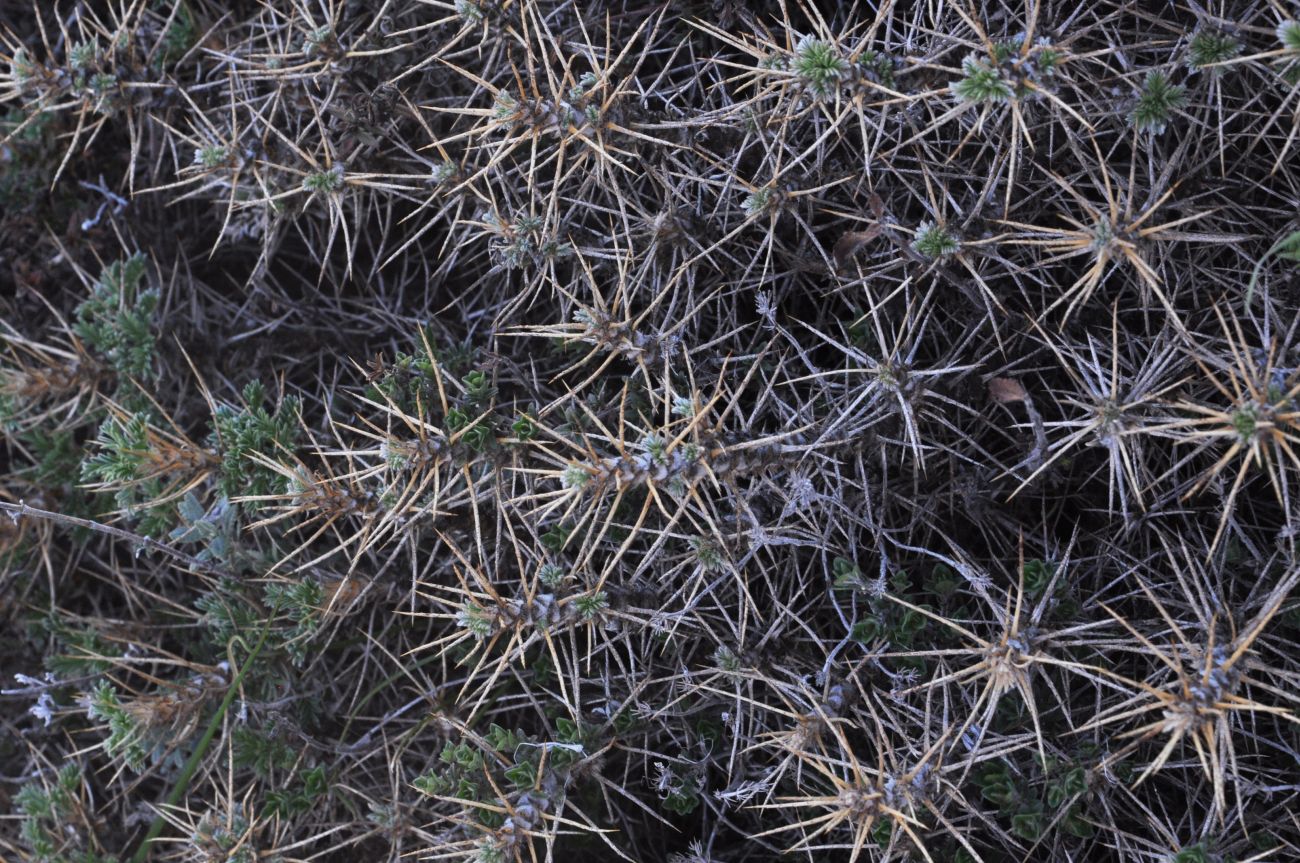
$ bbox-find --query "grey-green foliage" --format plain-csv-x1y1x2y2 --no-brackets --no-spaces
81,414,150,487
1129,70,1186,132
487,212,574,269
41,615,116,677
1280,21,1300,53
79,413,177,537
1186,28,1240,70
302,164,345,196
82,681,154,773
264,578,326,665
951,36,1061,105
191,812,258,863
791,36,848,97
195,576,262,645
25,428,85,489
73,255,158,381
209,380,301,500
0,107,58,211
912,221,960,259
953,54,1015,103
1278,21,1300,83
13,762,119,863
172,493,259,572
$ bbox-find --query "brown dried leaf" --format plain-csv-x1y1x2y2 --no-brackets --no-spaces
868,192,885,220
832,225,882,270
988,376,1028,404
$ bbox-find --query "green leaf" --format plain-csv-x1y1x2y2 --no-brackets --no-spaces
413,770,450,796
511,415,536,440
1247,230,1300,304
487,723,522,752
662,787,699,815
554,717,580,742
504,761,536,789
453,742,481,768
1273,230,1300,262
851,617,885,643
832,556,866,590
1174,844,1211,863
1011,807,1045,840
302,765,328,798
1062,805,1095,838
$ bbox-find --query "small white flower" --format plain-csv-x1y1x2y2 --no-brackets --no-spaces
653,762,675,794
755,291,776,328
29,691,55,726
668,840,713,863
867,573,888,598
964,567,992,593
561,464,591,489
713,778,773,807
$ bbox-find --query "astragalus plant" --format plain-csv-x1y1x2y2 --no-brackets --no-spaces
3,2,1300,863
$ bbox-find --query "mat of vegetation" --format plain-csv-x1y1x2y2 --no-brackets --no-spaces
3,2,1300,861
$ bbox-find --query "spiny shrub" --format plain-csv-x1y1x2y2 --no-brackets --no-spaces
3,2,1300,863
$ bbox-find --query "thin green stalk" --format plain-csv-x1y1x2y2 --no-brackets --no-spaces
129,622,273,863
1246,230,1300,305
